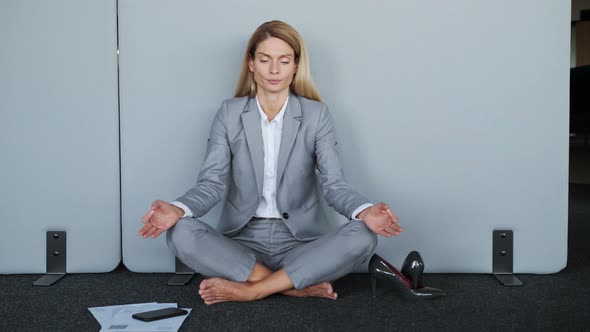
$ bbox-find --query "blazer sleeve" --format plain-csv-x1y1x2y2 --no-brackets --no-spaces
174,101,231,218
314,104,371,220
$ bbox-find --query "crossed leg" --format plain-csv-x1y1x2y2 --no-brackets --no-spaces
167,218,375,305
198,262,337,305
197,220,377,305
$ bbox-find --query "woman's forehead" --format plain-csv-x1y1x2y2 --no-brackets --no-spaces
255,37,294,56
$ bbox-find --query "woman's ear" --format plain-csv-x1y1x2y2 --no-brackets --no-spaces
248,57,254,72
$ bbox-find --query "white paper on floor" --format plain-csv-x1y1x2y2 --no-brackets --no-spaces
88,302,191,332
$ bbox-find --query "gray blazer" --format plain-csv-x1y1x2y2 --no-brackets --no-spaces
176,92,370,240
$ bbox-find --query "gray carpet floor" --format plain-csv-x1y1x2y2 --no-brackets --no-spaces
1,183,589,331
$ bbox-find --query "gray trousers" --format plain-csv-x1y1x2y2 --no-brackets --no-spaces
166,217,378,290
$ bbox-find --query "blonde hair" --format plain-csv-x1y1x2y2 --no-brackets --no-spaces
234,20,321,102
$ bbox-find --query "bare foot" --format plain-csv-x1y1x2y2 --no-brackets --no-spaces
282,281,338,300
198,277,256,305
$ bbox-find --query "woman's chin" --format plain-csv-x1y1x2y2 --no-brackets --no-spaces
259,85,290,94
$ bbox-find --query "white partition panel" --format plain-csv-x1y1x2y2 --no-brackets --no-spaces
0,1,120,273
120,1,570,273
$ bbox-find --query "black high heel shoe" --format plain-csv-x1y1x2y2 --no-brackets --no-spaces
401,251,424,289
369,254,446,300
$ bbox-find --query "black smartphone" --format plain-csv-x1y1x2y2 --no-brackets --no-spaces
132,307,188,322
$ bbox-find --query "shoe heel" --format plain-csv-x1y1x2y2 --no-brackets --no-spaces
371,275,377,298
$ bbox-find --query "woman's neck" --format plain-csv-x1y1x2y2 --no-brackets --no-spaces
256,89,289,121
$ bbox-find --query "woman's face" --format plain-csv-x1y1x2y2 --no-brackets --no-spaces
249,37,298,96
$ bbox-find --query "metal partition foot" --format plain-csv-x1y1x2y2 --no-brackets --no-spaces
493,230,523,286
33,231,66,286
167,257,195,286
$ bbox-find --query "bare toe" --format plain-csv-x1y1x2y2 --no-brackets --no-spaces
320,282,333,294
199,279,208,290
205,297,229,305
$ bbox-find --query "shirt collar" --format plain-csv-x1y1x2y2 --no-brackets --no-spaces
256,95,289,126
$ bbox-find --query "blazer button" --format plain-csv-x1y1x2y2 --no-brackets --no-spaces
282,212,289,219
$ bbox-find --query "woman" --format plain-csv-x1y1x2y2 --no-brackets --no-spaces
139,20,404,305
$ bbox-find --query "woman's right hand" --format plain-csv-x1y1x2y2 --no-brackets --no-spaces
139,200,185,239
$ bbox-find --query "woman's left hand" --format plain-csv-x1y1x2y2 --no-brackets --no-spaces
357,202,403,237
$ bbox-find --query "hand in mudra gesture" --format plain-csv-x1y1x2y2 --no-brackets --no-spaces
139,200,184,239
357,202,403,237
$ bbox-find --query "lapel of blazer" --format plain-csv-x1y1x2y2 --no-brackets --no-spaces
241,93,302,196
241,98,264,196
276,93,302,190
